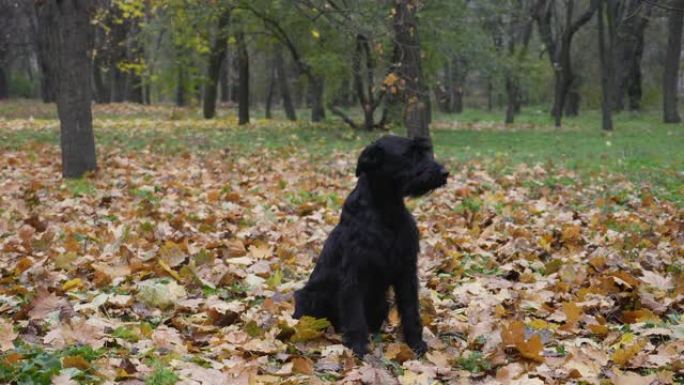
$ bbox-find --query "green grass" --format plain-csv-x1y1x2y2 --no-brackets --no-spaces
0,344,104,385
1,101,682,203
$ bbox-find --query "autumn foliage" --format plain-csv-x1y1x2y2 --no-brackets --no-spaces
0,109,683,384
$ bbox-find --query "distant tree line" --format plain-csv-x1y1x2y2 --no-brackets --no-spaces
0,0,682,177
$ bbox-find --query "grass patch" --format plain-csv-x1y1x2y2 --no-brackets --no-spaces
145,365,179,385
2,101,682,204
0,344,104,385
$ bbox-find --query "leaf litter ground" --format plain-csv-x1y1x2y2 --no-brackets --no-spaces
0,105,683,385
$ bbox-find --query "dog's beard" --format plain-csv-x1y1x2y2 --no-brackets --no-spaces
402,168,447,197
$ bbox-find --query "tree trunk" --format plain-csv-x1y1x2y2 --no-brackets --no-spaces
309,75,325,122
93,55,110,103
393,0,430,140
535,0,599,127
219,51,230,103
551,39,573,127
36,2,58,103
126,23,144,104
265,64,276,119
564,87,580,116
203,8,231,119
275,45,296,121
236,31,250,125
0,66,7,99
448,56,465,113
505,77,517,124
110,64,126,103
611,0,650,112
487,80,493,111
663,0,683,123
175,67,186,107
626,31,645,111
53,0,97,178
598,0,613,131
127,72,143,103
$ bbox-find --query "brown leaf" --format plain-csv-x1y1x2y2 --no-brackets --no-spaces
291,356,314,375
0,319,17,352
28,292,68,320
384,342,415,363
62,355,90,370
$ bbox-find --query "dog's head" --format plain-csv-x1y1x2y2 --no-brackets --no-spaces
355,135,449,197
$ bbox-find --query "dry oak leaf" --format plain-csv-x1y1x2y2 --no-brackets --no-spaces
501,320,545,363
152,325,187,353
0,318,18,352
248,243,272,260
341,363,399,385
398,370,431,385
609,370,657,385
51,372,78,385
291,356,314,375
560,302,583,331
43,319,106,349
28,291,69,320
384,342,415,363
621,309,661,324
639,270,673,291
178,365,231,385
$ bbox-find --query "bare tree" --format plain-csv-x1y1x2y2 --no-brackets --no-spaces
203,7,232,119
275,45,297,121
663,0,684,123
236,30,250,125
534,0,599,127
598,0,614,131
609,0,652,111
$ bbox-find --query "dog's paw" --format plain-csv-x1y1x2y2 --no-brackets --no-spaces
345,340,369,357
351,345,368,358
409,340,428,357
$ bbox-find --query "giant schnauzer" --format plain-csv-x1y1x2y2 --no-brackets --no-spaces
293,135,449,357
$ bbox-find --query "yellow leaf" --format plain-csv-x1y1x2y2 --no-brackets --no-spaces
291,316,330,342
588,323,609,337
561,302,583,331
384,73,399,87
311,29,320,39
561,224,582,245
62,278,82,291
158,259,182,282
501,320,545,363
528,319,551,330
612,338,647,367
501,320,525,347
518,334,545,363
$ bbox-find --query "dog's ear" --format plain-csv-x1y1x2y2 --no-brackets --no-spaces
355,143,383,177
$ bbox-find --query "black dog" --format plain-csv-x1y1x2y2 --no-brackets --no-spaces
293,135,449,357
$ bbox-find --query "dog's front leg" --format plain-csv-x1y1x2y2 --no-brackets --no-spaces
394,268,428,356
338,280,369,357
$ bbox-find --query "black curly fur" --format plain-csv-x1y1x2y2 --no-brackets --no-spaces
293,135,449,357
